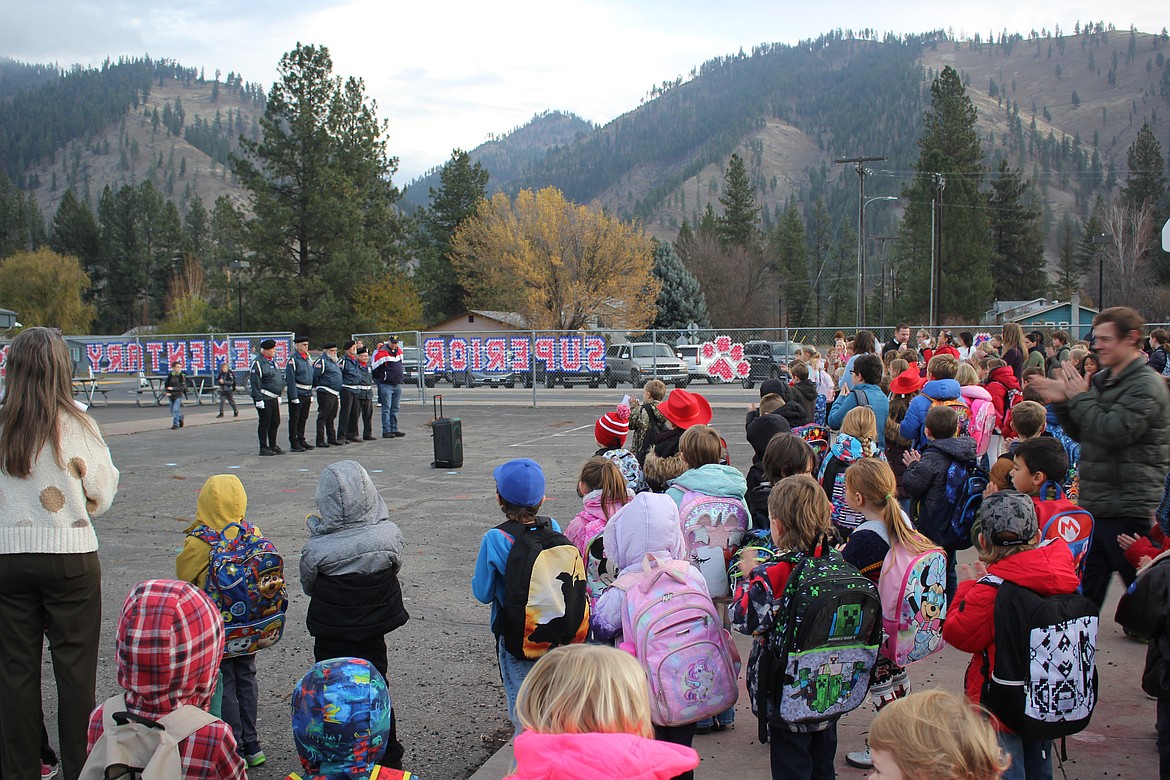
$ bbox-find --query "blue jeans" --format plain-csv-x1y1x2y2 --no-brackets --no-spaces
998,732,1052,780
378,383,402,434
169,396,183,426
696,705,735,729
497,635,537,734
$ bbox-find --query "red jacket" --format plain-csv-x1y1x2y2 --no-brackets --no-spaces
985,366,1021,435
941,539,1081,731
1123,524,1168,569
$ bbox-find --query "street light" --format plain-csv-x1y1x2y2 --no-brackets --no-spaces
1091,232,1112,310
860,196,898,327
229,260,250,332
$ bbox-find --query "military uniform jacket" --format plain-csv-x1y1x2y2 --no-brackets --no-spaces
341,355,371,397
250,355,284,402
313,355,343,395
285,352,315,400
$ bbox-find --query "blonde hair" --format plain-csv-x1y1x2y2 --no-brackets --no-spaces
680,424,722,468
515,644,653,739
578,457,630,519
1002,322,1025,353
841,406,877,454
954,362,979,387
845,460,934,555
643,379,667,401
759,393,784,415
768,474,833,551
869,690,1008,780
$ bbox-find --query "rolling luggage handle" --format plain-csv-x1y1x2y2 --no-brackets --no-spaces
433,394,443,420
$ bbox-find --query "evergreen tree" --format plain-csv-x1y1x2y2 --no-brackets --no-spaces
717,153,759,248
1121,123,1167,211
50,189,100,274
1053,213,1083,299
805,198,832,326
771,203,811,326
988,160,1047,299
414,148,489,324
650,241,709,329
233,43,405,337
894,66,993,320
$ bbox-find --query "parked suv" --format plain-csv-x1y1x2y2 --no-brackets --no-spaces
741,340,803,389
603,342,689,388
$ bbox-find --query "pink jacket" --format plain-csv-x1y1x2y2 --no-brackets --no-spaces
564,490,624,558
506,731,699,780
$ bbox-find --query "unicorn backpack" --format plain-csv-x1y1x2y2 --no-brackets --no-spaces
677,489,749,599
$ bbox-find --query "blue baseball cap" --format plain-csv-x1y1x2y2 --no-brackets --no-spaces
494,458,545,506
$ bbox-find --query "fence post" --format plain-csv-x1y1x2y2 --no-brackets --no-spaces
651,330,658,380
530,331,537,408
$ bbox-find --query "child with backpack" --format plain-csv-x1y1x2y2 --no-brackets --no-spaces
818,406,884,540
986,357,1023,438
592,492,736,774
300,461,409,769
839,459,947,769
630,379,668,465
900,354,969,449
176,474,286,767
82,580,246,780
746,432,817,531
957,361,997,460
287,657,416,780
566,456,633,617
886,365,923,506
731,474,881,780
645,388,714,492
593,403,646,493
508,644,700,780
901,405,980,601
165,358,187,430
944,490,1094,780
868,689,1010,780
472,458,589,732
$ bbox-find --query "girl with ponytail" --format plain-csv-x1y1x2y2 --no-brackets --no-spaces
838,458,939,770
565,457,633,559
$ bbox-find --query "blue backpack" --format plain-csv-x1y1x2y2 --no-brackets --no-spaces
813,394,827,426
916,458,988,551
189,521,288,657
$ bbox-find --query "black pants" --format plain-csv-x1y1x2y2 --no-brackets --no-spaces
767,722,838,780
338,391,360,441
1082,514,1147,609
219,654,260,756
359,397,373,439
316,391,339,443
1158,697,1170,780
288,395,310,446
256,397,280,449
654,723,698,780
313,635,404,769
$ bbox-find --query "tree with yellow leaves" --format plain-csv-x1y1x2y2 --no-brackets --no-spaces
451,187,659,330
0,248,95,333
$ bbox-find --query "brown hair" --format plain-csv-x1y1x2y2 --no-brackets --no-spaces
0,327,97,478
1052,330,1071,347
1021,366,1044,385
759,393,784,415
762,433,816,483
578,457,630,520
924,405,958,440
845,460,935,555
926,353,958,380
984,357,1007,371
1093,306,1145,341
1001,322,1025,353
898,348,920,364
643,379,667,401
1009,400,1046,439
869,689,1009,780
852,330,876,356
500,499,540,524
888,358,909,376
791,361,809,382
680,424,722,468
768,474,833,552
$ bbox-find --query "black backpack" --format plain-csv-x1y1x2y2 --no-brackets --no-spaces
979,573,1099,741
494,517,589,661
634,405,663,465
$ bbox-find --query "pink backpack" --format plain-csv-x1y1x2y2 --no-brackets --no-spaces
677,489,749,599
613,554,740,726
967,396,996,456
856,520,948,666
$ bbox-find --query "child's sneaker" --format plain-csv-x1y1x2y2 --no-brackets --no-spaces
40,762,59,779
245,751,267,767
845,746,873,769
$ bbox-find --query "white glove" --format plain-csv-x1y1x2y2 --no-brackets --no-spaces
256,401,265,409
290,398,299,404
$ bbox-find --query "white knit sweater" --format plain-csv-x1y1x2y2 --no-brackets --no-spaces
0,413,119,555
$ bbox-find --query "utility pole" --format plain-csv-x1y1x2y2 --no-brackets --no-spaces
928,174,946,330
872,235,897,328
835,155,887,329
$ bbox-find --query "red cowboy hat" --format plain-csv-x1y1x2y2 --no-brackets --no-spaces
889,367,925,396
658,388,713,429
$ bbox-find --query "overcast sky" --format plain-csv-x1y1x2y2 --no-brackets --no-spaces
0,1,1163,181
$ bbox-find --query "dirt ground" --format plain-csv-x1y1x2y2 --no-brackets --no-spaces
39,396,749,779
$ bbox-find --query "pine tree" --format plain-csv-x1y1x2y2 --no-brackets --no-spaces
988,160,1047,299
1053,213,1083,299
771,203,811,326
1122,123,1168,210
650,241,709,329
894,65,993,320
49,189,100,275
717,153,759,248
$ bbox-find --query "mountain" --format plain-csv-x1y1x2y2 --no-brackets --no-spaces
399,110,594,210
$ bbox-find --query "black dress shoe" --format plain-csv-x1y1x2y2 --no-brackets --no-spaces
329,439,344,446
362,436,376,441
271,445,286,455
316,440,330,448
382,432,394,439
394,431,406,438
290,444,306,453
300,441,315,450
259,448,276,456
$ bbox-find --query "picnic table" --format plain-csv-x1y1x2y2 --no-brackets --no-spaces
136,374,221,406
72,377,118,407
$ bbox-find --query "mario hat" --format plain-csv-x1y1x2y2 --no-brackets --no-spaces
494,458,546,506
658,388,712,430
595,403,631,448
889,367,926,395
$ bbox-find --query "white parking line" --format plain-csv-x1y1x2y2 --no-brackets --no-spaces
508,423,593,447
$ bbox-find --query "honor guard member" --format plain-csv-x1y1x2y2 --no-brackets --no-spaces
250,338,285,456
313,342,344,447
355,346,376,441
285,335,316,452
373,336,406,438
337,340,363,443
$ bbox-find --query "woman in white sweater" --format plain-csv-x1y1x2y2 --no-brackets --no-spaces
0,327,119,780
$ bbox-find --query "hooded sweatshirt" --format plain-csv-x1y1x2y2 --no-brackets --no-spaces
943,539,1081,729
176,474,250,588
985,365,1022,433
565,488,630,559
901,435,977,545
900,378,964,449
87,580,245,779
291,657,395,780
506,731,699,780
301,461,408,642
592,493,689,642
665,463,749,512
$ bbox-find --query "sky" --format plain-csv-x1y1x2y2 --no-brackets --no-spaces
0,1,1164,182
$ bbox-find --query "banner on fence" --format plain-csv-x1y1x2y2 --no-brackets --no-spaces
422,334,608,374
78,336,291,374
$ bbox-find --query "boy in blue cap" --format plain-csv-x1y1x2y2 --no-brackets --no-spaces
472,458,588,732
